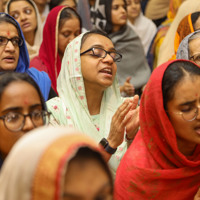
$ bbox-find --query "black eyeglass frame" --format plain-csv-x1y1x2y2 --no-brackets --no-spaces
0,36,23,47
0,110,51,132
80,47,122,62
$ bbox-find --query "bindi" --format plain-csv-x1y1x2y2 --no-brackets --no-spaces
23,99,29,105
7,31,10,36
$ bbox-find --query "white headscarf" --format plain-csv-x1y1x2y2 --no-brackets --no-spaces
0,126,102,200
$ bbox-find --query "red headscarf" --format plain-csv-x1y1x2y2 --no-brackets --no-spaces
115,60,200,199
38,6,64,93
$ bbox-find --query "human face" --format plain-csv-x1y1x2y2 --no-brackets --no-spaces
189,37,200,66
9,0,37,35
63,159,113,200
58,17,80,60
111,0,127,32
166,75,200,156
0,22,19,72
0,81,43,159
80,34,117,92
59,0,77,10
126,0,141,23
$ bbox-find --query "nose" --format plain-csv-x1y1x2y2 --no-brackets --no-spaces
195,105,200,120
22,115,35,132
68,34,76,43
20,13,27,21
102,53,114,64
5,41,15,52
120,5,126,13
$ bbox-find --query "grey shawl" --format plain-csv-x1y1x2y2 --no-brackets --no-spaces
92,0,151,89
177,30,200,60
109,25,151,89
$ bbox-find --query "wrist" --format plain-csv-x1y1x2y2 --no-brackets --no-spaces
99,138,117,154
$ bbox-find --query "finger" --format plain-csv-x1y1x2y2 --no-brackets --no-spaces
126,76,132,83
114,100,132,123
129,95,139,110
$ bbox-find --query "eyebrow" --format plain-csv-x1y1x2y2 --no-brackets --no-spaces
91,44,116,52
10,6,32,12
1,104,42,114
179,99,196,106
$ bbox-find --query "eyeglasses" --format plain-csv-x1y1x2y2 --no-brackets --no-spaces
80,47,122,62
0,110,51,132
0,36,23,47
167,106,200,122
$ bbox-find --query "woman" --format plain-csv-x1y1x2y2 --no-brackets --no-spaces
177,30,200,64
126,0,157,55
6,0,43,60
157,0,200,67
147,0,185,70
0,126,113,199
30,6,81,93
173,11,200,60
47,30,140,176
0,13,52,101
0,72,50,169
115,59,200,199
92,0,151,97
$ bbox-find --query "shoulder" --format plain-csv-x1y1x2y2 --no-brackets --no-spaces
30,56,48,73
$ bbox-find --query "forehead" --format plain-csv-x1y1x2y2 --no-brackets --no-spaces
9,0,34,10
0,22,18,36
189,37,200,55
112,0,125,5
81,34,114,50
170,75,200,103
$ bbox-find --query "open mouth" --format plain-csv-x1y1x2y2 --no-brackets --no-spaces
3,56,15,62
99,68,112,75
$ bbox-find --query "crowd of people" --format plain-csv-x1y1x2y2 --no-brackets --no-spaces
0,0,200,199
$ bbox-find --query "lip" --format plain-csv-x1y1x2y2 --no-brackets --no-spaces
99,67,113,77
194,126,200,135
3,56,15,63
21,22,31,29
120,15,127,20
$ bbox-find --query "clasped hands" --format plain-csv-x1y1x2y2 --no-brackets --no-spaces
107,95,140,149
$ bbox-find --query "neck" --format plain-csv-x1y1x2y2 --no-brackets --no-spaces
35,3,45,15
129,17,135,25
85,85,104,115
112,25,123,33
24,31,35,46
177,137,197,156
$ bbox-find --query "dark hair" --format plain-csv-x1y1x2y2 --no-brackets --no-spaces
68,147,113,192
80,29,111,49
49,0,77,10
0,72,46,111
162,61,200,110
59,7,82,30
191,11,200,30
0,13,21,38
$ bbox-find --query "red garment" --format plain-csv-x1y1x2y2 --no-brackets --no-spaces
30,6,64,93
115,60,200,200
30,56,48,74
